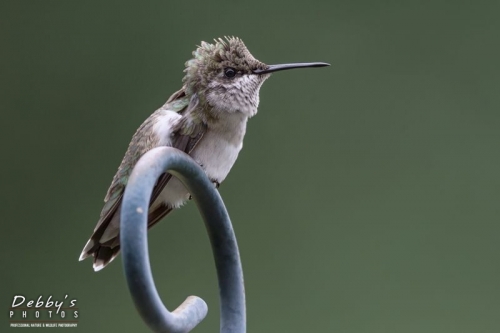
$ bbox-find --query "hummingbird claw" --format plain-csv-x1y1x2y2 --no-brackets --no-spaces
188,180,218,201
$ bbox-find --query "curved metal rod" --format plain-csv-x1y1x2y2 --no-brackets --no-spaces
120,147,245,333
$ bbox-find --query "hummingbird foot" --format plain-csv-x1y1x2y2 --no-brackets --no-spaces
188,180,219,201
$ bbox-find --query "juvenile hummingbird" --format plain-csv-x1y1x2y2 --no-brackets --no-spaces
79,36,329,271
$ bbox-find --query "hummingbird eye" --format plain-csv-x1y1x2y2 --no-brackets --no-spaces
224,67,236,78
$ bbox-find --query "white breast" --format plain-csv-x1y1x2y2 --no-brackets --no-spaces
191,111,248,182
151,109,248,209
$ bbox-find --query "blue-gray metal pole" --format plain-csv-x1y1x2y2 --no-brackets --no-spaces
120,147,245,333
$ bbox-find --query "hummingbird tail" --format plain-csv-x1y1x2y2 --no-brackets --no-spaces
79,236,121,271
93,246,121,271
79,203,174,271
78,209,123,272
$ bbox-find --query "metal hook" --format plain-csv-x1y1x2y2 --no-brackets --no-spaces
120,147,246,333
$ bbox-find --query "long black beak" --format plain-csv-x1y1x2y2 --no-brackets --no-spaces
252,62,330,74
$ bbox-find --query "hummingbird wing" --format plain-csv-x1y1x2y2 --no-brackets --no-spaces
144,129,205,230
80,89,207,271
144,93,206,228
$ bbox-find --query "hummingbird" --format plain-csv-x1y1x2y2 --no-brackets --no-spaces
79,36,329,271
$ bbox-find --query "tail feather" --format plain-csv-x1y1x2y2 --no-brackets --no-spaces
93,246,121,271
79,210,121,271
79,239,121,272
78,239,96,261
79,235,121,272
79,203,173,271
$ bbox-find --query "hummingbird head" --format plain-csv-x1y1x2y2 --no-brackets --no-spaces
183,36,329,117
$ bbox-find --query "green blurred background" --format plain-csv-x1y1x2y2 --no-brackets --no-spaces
1,0,499,332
